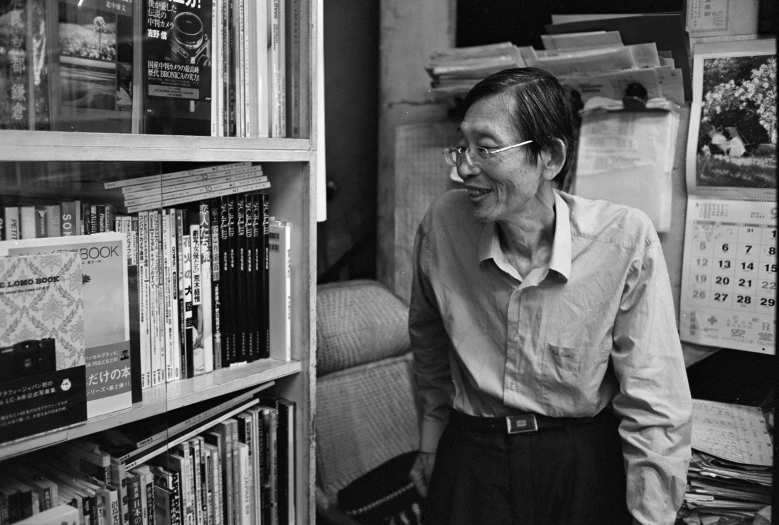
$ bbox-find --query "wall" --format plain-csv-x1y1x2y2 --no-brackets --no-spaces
319,0,380,282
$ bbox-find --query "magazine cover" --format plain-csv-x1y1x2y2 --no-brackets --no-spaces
0,233,133,418
51,0,134,133
142,0,212,136
0,252,87,442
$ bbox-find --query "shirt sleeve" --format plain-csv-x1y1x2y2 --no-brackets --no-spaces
409,222,454,454
610,232,693,525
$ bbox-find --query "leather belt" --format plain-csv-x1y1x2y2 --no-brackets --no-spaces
448,408,613,435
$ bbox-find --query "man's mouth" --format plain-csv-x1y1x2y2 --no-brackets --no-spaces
467,188,491,198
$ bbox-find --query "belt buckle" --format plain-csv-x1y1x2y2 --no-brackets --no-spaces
506,414,538,434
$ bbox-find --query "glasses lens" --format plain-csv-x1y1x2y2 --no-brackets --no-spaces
443,148,460,167
472,147,490,161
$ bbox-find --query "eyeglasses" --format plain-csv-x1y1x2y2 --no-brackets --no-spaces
442,140,534,167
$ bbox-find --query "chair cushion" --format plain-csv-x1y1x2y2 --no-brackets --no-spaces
337,451,422,525
317,279,411,376
316,353,420,501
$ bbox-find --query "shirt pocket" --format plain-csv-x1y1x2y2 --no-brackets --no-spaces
540,341,610,411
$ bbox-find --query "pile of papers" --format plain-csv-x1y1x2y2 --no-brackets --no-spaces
680,399,773,523
424,42,526,96
426,13,689,108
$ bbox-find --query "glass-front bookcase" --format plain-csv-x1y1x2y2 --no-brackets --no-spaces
0,0,318,523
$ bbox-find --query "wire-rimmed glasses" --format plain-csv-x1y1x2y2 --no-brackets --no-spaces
442,139,534,167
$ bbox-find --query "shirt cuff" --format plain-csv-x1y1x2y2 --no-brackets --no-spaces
420,418,447,453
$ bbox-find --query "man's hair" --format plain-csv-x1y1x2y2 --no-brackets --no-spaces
459,68,575,187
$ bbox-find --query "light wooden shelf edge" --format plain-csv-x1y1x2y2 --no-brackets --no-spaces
0,358,301,461
0,131,312,162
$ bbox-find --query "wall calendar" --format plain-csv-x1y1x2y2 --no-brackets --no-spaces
680,197,776,353
681,40,776,354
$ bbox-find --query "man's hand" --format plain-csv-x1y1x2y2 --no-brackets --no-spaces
409,451,436,498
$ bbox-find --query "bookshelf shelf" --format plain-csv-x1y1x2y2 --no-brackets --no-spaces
0,132,312,163
0,359,302,462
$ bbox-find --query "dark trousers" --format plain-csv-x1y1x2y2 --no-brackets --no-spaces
424,410,633,525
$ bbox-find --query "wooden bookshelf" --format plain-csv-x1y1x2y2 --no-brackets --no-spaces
0,1,319,523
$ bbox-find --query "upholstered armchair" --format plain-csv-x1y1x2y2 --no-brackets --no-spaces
315,280,422,525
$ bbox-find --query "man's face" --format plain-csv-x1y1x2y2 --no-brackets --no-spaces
456,93,546,223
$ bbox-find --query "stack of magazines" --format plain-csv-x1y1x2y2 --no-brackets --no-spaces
424,42,526,97
679,399,773,523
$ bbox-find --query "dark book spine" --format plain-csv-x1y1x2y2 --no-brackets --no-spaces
0,0,29,130
235,194,246,362
226,196,237,364
127,474,143,525
218,197,231,367
128,215,143,403
244,194,255,363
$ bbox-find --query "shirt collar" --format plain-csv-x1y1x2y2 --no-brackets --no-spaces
477,190,571,282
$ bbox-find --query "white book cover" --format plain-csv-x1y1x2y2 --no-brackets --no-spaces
169,210,182,381
0,233,131,418
189,223,205,376
199,204,214,374
268,220,291,361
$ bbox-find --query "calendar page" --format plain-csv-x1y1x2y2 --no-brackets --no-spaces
680,196,776,353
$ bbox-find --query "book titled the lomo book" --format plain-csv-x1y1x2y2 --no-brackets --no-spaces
143,0,212,136
0,233,133,419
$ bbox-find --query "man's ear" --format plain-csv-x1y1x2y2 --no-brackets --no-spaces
539,139,567,181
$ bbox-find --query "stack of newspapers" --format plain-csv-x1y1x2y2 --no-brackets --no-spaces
424,42,526,96
680,399,773,523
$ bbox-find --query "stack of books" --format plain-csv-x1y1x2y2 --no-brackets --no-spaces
679,399,773,523
0,387,297,525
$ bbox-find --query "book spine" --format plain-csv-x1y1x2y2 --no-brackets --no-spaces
169,210,181,381
162,211,175,383
124,176,270,208
138,211,151,389
268,221,292,361
260,193,270,359
34,204,47,238
126,474,142,525
182,232,194,379
189,440,203,525
2,0,29,130
45,204,61,237
60,201,80,237
221,0,230,137
188,219,204,376
269,0,285,137
176,209,189,379
199,203,214,374
153,485,174,525
284,0,301,137
255,0,269,138
20,205,36,239
235,444,250,525
3,206,19,240
148,210,163,386
235,194,247,363
110,460,129,525
144,474,155,525
209,201,222,370
174,445,195,525
244,194,255,363
225,196,236,365
205,444,222,525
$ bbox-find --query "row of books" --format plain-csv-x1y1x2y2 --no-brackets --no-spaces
0,388,296,525
0,0,302,138
0,163,293,430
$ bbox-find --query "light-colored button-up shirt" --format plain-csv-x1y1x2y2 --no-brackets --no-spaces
409,189,692,525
